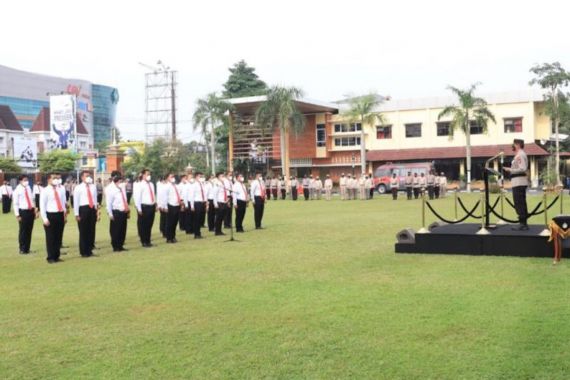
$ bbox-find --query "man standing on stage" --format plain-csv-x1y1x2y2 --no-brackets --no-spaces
106,171,130,252
250,172,266,229
134,168,156,248
40,173,66,264
213,172,229,236
232,173,248,233
13,175,36,255
189,171,208,239
504,139,529,231
73,171,99,258
160,173,183,243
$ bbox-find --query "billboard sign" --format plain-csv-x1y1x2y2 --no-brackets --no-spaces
49,94,76,150
13,136,38,168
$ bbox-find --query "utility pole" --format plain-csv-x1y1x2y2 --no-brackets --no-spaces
171,70,176,142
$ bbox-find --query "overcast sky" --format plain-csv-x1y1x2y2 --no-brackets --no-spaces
2,0,570,142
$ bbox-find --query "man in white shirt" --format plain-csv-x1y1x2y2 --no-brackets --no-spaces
232,173,249,233
178,174,191,234
314,176,323,200
290,176,298,201
324,175,333,201
213,172,230,236
189,171,208,238
339,173,347,200
106,171,130,252
1,180,13,214
160,173,183,243
33,181,42,209
73,170,99,258
206,175,216,232
134,169,157,248
13,175,36,254
40,173,67,263
157,177,168,237
223,172,234,228
250,172,266,229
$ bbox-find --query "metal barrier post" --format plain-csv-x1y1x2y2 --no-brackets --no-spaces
454,190,458,221
540,191,550,237
417,191,429,234
476,191,490,235
497,190,506,225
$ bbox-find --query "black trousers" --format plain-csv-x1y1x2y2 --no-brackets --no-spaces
110,210,128,250
235,200,246,232
434,186,440,199
200,204,206,227
186,208,195,234
2,195,11,214
265,188,271,200
44,212,64,262
159,210,167,236
179,206,187,231
391,188,398,200
413,188,420,199
77,205,96,257
165,205,180,241
303,188,309,200
193,202,206,237
281,189,286,200
369,188,374,199
97,194,103,204
253,196,265,228
35,194,40,209
215,203,228,234
139,205,156,245
292,187,298,200
18,209,34,253
512,186,528,225
224,196,233,228
126,192,132,205
271,189,278,200
207,200,215,231
406,186,412,200
427,185,434,200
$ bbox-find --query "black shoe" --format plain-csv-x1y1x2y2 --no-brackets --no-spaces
215,232,226,236
166,239,176,244
118,248,129,252
47,259,56,264
256,227,264,230
55,258,64,263
236,229,244,233
20,251,28,255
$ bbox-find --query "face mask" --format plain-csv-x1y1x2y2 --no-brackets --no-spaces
22,180,29,187
145,175,151,181
119,182,126,189
169,178,176,183
228,176,233,181
199,177,205,183
52,179,60,186
85,177,93,184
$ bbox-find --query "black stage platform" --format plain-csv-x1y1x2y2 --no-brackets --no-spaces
396,223,554,258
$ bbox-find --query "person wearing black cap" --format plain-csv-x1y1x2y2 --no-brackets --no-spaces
504,139,529,231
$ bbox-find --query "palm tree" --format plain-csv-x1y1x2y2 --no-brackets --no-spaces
438,83,496,192
342,93,386,175
255,86,305,184
192,93,232,175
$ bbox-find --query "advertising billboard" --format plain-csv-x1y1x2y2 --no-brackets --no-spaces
49,94,76,150
13,136,37,168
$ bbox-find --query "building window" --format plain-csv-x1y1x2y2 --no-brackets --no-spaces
334,137,361,146
334,123,362,133
0,137,3,144
80,141,87,148
376,125,392,139
469,121,484,135
436,122,451,136
316,124,326,147
405,123,422,138
504,117,523,133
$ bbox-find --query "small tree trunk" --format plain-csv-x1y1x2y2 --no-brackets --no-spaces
284,128,291,188
554,91,561,186
279,126,286,178
228,114,234,172
360,117,366,175
210,118,216,175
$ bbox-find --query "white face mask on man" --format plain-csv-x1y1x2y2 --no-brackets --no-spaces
22,180,29,187
169,178,176,184
85,177,93,184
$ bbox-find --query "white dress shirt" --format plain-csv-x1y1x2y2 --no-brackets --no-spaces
159,182,182,208
105,183,129,216
213,180,230,208
33,184,42,195
73,182,98,216
189,181,208,209
206,181,214,200
250,179,266,201
13,184,34,216
232,181,248,206
134,180,156,212
0,184,12,196
40,184,67,222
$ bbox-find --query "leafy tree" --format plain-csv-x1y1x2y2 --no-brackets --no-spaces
192,93,232,175
255,86,306,183
223,60,268,98
122,139,193,178
342,93,386,175
438,83,496,192
0,158,21,173
38,150,80,173
529,62,570,185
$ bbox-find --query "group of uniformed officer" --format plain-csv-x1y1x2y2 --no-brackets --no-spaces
337,173,375,200
400,171,448,201
9,169,268,264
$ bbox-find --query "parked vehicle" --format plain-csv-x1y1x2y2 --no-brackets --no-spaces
373,162,434,194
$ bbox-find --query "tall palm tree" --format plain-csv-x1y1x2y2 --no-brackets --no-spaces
343,93,386,175
255,86,305,184
438,83,496,192
192,93,232,175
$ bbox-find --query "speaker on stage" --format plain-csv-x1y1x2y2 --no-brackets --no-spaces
396,228,415,244
428,221,447,232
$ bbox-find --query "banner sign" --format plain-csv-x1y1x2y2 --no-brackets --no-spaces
49,94,76,149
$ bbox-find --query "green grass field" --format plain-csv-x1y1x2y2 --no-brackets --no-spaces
1,193,569,379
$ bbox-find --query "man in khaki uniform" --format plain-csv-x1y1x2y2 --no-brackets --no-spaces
324,175,333,201
314,176,323,200
419,173,427,197
390,173,399,200
339,174,347,200
412,173,420,199
358,175,366,200
405,172,413,200
439,173,447,198
426,170,435,200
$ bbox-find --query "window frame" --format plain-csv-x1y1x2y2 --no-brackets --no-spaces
376,125,392,139
405,123,422,138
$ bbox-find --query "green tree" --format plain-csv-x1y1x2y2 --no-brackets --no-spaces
438,83,496,192
529,62,570,185
223,60,268,99
192,93,232,175
0,158,21,173
38,150,80,173
122,139,191,178
255,86,306,184
342,93,386,175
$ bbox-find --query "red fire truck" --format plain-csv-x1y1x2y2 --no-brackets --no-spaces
373,162,434,194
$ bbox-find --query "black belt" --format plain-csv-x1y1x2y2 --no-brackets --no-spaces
511,173,527,178
142,203,155,207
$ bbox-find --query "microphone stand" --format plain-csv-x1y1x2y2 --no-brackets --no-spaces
223,187,240,243
483,151,504,229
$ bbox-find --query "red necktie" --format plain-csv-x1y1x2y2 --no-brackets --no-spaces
118,185,128,210
23,186,32,209
147,181,155,203
86,184,94,208
199,182,205,201
241,182,247,201
53,186,63,212
223,185,227,202
172,183,181,204
260,180,265,199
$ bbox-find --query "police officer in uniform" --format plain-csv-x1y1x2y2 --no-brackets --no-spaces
504,139,529,231
161,173,183,243
412,173,420,199
213,172,230,236
426,170,435,200
390,173,399,200
290,176,298,200
405,172,413,200
189,171,208,239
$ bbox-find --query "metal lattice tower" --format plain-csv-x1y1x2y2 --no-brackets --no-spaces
140,61,177,142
